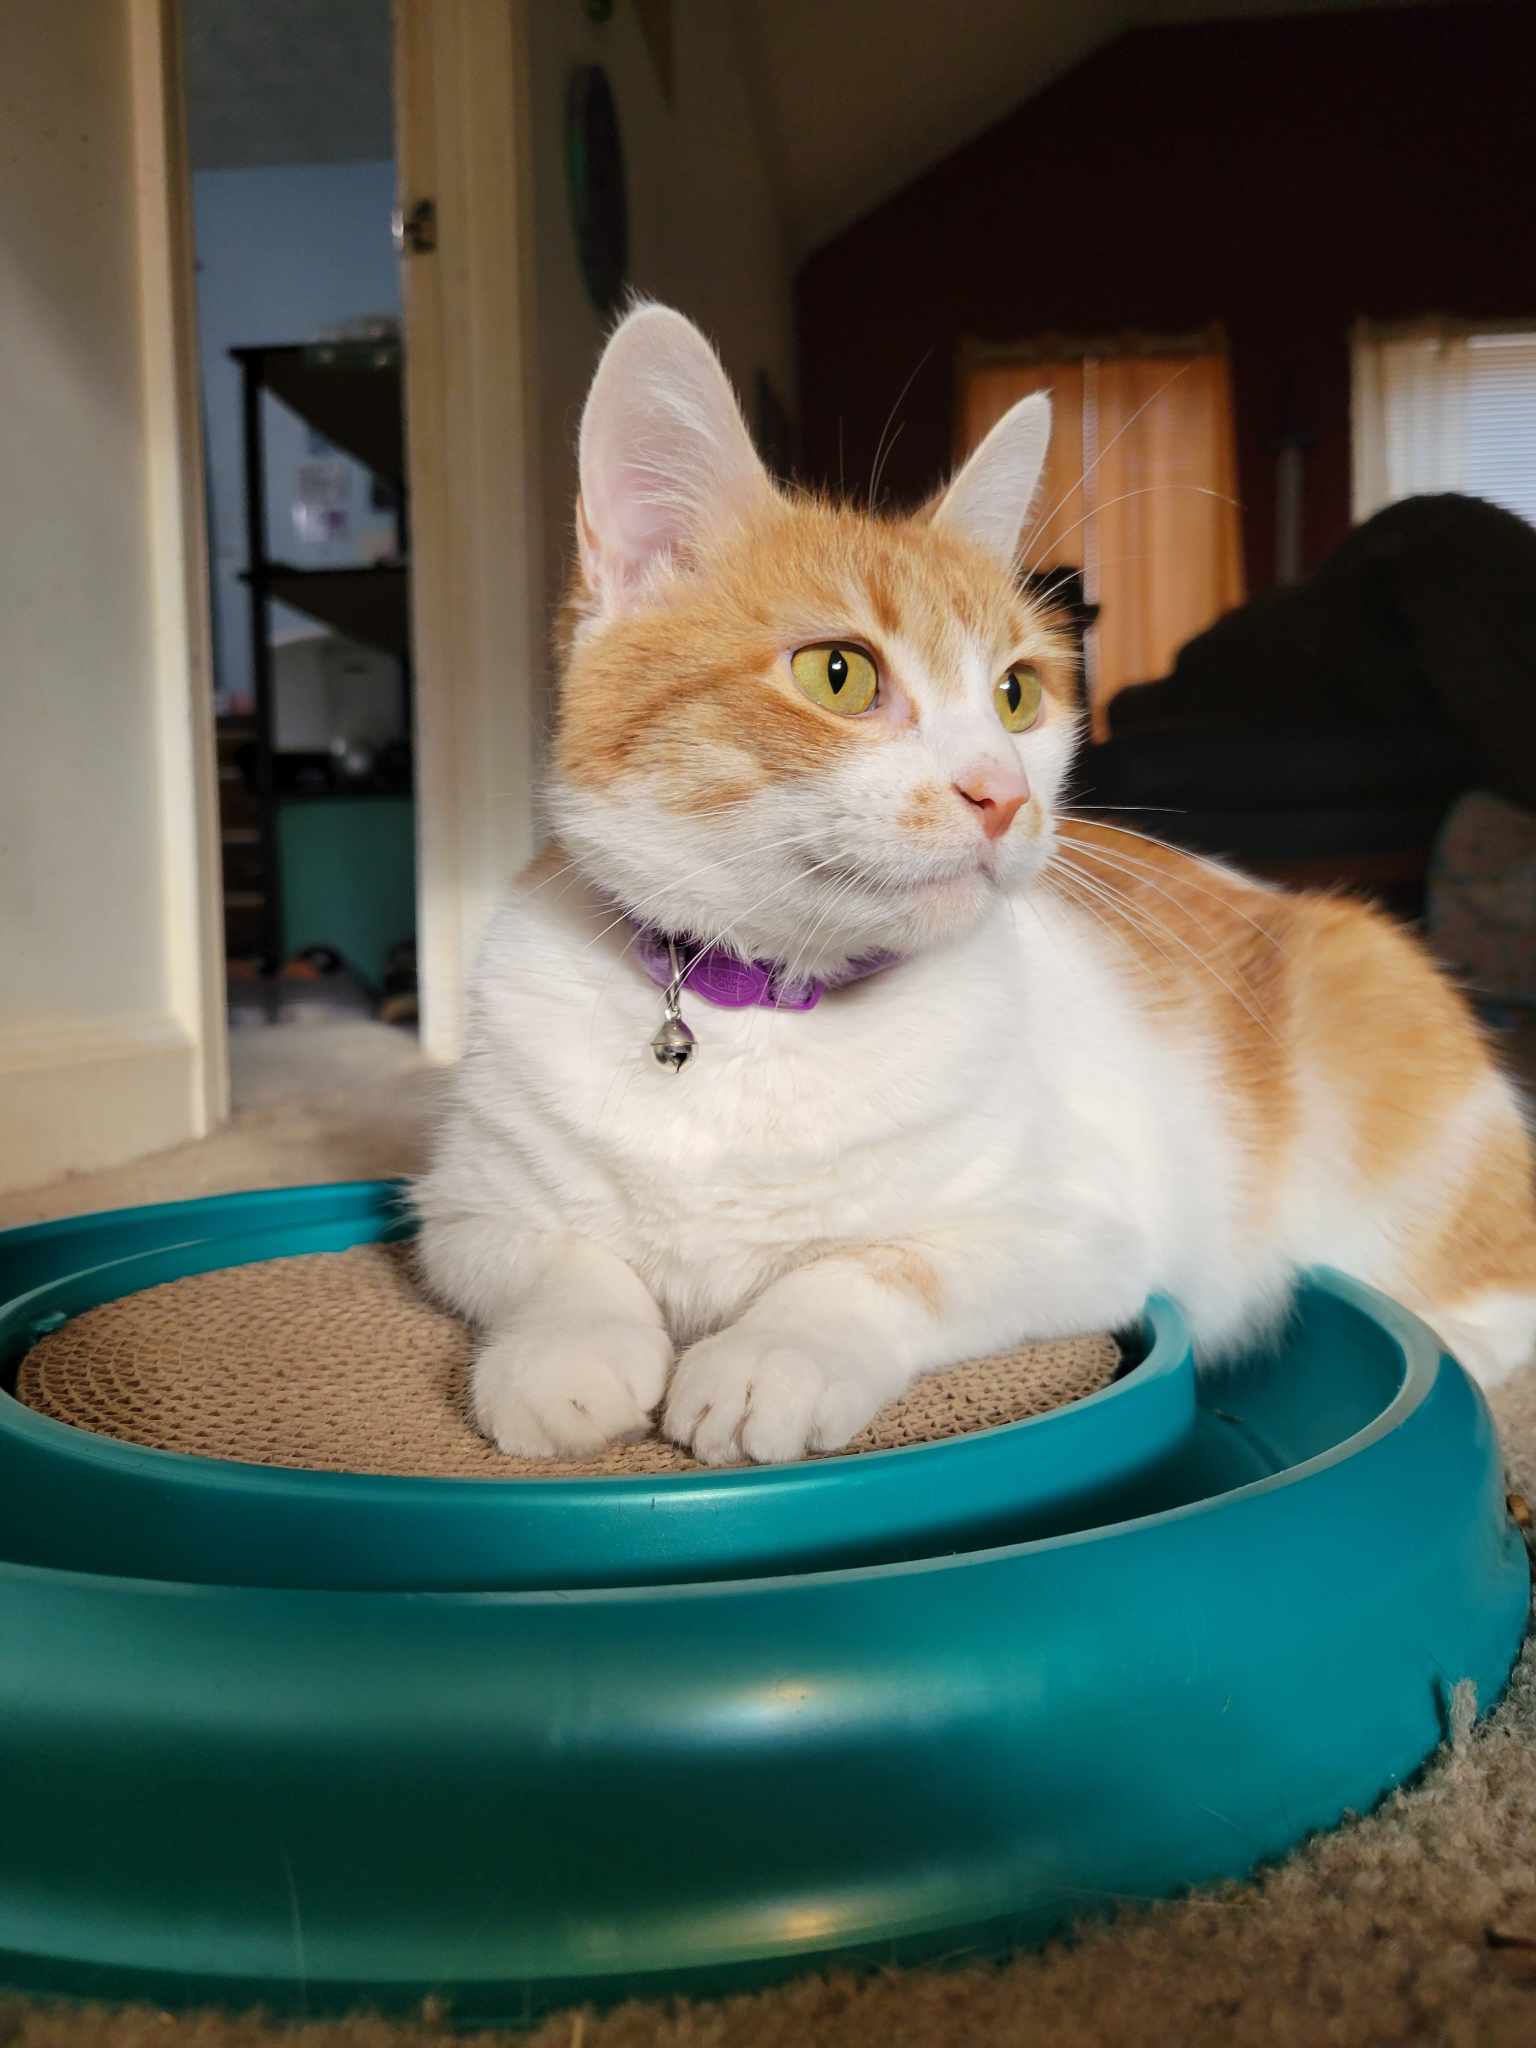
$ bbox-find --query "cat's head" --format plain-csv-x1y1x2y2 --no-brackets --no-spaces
549,305,1080,975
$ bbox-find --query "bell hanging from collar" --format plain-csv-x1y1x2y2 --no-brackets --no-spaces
651,1009,696,1071
650,938,697,1071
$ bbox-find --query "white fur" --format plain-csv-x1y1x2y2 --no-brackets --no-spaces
415,310,1534,1463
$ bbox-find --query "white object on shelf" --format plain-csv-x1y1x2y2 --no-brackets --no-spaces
271,633,405,755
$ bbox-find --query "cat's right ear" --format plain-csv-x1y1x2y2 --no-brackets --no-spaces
576,303,773,613
929,390,1051,567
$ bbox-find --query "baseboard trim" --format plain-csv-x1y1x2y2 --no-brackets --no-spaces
0,1011,198,1196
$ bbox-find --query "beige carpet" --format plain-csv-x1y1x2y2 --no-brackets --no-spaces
1,1018,1534,2045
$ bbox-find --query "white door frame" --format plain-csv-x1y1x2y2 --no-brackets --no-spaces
130,0,229,1131
146,0,545,1116
394,0,546,1062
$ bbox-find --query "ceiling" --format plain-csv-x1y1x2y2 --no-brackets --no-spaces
181,0,1465,243
733,0,1463,254
182,0,392,172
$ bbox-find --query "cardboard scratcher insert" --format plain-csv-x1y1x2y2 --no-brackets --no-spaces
15,1243,1123,1478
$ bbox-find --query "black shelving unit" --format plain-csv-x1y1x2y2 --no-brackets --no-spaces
223,340,411,969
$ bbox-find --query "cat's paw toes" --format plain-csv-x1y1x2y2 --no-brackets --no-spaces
471,1318,672,1458
664,1329,889,1466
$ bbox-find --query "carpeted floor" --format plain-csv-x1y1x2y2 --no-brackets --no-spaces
2,1020,1534,2045
0,1020,439,1233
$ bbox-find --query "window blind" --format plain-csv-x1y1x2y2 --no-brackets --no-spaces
1462,332,1536,526
1352,321,1536,526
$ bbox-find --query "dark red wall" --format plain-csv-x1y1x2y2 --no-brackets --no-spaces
795,3,1536,594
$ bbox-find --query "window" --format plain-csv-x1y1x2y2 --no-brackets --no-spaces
958,339,1245,737
1351,320,1536,527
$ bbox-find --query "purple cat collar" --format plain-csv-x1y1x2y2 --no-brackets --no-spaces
628,926,896,1012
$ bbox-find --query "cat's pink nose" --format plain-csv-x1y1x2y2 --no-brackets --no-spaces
953,766,1029,840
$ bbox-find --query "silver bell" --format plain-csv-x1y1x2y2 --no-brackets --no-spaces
651,1013,697,1071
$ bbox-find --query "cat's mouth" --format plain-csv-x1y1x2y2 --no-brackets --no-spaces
797,850,991,897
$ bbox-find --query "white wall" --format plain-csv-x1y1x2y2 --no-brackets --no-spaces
0,2,212,1189
528,2,794,654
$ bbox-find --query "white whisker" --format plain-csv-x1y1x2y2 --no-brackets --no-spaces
1024,483,1239,585
1046,854,1277,1040
1059,814,1261,890
868,351,931,513
1060,832,1283,955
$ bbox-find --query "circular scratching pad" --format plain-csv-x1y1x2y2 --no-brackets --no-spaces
17,1244,1121,1478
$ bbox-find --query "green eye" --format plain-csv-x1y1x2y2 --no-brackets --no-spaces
995,664,1043,733
790,644,878,716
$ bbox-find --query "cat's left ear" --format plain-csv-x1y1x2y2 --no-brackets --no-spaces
929,391,1051,566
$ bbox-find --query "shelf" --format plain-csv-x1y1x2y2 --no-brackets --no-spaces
231,342,404,488
229,343,414,975
244,564,410,659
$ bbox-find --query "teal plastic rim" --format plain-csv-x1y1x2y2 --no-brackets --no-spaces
0,1181,1527,2024
0,1202,1194,1592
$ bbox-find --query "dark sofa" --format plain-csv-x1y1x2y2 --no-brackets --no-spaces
1082,493,1536,911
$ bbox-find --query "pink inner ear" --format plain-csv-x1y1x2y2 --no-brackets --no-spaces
578,414,686,590
577,481,670,592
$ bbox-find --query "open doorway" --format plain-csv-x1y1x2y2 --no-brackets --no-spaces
182,0,419,1114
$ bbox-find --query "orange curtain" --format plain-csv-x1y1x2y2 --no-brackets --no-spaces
958,350,1245,736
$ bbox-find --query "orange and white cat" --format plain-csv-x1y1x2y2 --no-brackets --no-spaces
415,304,1536,1464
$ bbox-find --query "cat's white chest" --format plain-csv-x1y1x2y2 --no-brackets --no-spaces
466,896,1035,1337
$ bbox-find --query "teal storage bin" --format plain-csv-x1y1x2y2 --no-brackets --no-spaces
275,795,414,989
0,1183,1526,2024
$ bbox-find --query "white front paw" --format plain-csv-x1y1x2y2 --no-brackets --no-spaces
664,1326,895,1467
471,1316,672,1457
